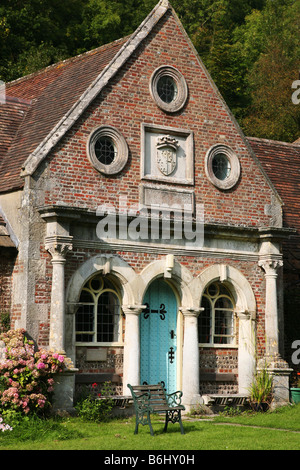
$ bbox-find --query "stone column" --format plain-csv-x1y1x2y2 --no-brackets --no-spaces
237,310,256,394
258,258,283,358
258,257,292,406
122,305,145,395
46,239,72,354
180,307,203,409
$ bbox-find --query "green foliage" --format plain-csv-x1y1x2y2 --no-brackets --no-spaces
0,0,84,81
75,395,114,422
75,381,114,422
249,366,273,407
234,0,300,141
0,312,10,333
0,415,83,443
218,405,244,416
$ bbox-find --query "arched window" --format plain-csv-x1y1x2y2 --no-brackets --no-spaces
198,282,235,345
75,275,122,344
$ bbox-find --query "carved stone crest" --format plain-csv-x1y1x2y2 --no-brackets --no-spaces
156,135,179,176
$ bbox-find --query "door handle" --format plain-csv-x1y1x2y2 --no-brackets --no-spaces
170,330,176,339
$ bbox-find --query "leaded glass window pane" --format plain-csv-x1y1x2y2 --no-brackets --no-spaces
198,282,235,345
157,75,178,103
212,153,231,180
198,296,212,343
95,137,117,165
75,276,121,344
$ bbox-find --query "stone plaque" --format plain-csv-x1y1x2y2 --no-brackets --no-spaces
86,348,107,362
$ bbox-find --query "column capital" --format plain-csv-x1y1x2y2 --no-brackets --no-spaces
122,305,146,316
180,307,204,317
235,309,251,320
45,236,73,262
258,257,283,276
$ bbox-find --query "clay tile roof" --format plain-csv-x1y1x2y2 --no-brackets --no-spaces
0,36,128,193
248,137,300,232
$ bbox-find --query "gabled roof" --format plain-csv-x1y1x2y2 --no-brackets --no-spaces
248,137,300,232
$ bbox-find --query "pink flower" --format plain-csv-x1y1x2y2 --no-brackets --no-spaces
41,354,47,360
37,362,45,369
57,355,64,363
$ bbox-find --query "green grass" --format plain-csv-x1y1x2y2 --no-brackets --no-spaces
0,404,299,451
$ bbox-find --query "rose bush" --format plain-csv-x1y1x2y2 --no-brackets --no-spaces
0,329,64,417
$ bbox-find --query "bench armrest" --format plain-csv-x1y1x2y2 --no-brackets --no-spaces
135,391,151,405
166,390,183,406
127,384,151,410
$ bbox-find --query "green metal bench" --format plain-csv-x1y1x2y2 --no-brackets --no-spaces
127,383,185,435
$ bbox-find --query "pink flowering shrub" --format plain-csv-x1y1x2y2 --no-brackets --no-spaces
0,329,64,417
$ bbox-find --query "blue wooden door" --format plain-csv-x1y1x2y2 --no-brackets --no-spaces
140,279,177,394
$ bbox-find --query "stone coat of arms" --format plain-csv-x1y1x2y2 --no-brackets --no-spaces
156,135,179,176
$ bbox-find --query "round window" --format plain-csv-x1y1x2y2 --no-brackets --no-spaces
212,153,231,181
87,126,128,175
205,144,240,190
95,136,116,166
157,75,178,104
150,66,188,112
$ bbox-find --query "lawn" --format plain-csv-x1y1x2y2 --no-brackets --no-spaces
0,404,299,452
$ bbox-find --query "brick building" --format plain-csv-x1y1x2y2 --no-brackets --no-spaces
0,0,299,410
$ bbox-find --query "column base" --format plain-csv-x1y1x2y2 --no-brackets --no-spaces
52,358,78,414
182,393,203,413
258,355,293,407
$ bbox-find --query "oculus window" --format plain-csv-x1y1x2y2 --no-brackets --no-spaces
150,66,188,113
205,144,240,190
75,275,122,344
87,125,128,175
198,282,235,345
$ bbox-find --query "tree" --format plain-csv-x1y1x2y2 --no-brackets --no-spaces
233,0,300,141
0,0,84,82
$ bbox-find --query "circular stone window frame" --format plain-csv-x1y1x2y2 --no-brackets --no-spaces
87,125,128,176
205,144,240,190
150,65,188,113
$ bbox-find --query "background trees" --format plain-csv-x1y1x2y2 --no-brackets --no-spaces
0,0,299,141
